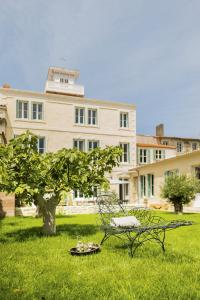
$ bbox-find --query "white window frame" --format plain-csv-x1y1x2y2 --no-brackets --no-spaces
73,190,85,200
120,112,129,128
31,102,44,121
155,149,165,160
120,143,130,163
177,142,183,153
37,137,46,153
88,108,98,126
16,100,29,120
119,178,129,202
73,139,85,151
140,174,154,199
162,140,169,146
147,174,154,197
139,149,149,164
140,175,146,198
191,142,198,151
75,107,85,125
164,169,179,177
88,140,99,151
74,186,98,201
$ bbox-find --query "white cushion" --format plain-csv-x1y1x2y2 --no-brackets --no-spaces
110,216,141,228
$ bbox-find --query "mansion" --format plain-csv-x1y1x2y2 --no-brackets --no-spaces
1,67,200,211
0,67,136,205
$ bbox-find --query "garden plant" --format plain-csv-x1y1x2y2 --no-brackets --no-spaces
0,131,121,235
161,174,200,213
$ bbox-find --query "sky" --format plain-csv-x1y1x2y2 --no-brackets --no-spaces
0,0,200,137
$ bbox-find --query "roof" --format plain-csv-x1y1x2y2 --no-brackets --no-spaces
0,87,136,109
137,143,176,149
137,134,200,142
129,149,200,172
47,67,80,78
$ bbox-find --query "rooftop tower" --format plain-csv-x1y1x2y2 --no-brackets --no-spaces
45,67,84,97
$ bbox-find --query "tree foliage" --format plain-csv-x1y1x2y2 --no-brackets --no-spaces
161,174,200,213
0,131,122,234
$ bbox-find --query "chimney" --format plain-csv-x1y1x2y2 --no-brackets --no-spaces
156,124,164,136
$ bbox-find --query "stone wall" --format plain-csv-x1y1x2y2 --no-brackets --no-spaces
56,204,136,215
0,192,15,217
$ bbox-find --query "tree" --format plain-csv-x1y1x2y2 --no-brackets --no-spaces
0,131,122,235
161,174,200,214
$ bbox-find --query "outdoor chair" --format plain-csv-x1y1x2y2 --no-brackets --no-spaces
97,193,193,257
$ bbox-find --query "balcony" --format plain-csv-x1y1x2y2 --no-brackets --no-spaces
45,81,84,97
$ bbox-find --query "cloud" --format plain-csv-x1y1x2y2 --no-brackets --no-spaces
0,0,200,137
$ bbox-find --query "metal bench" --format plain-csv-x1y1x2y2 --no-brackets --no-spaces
97,193,193,257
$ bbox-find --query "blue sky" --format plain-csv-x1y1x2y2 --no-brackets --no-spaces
1,0,200,137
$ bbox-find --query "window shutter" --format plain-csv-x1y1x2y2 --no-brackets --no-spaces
153,149,156,161
162,150,166,159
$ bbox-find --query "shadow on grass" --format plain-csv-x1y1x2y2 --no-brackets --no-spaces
0,223,99,243
103,238,196,263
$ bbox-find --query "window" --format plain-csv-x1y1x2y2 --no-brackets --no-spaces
155,149,165,160
60,78,68,83
192,142,198,151
88,140,99,151
140,175,146,198
164,169,179,177
120,143,130,163
74,190,84,199
139,149,149,164
177,142,183,153
88,109,97,125
38,137,45,153
75,107,85,124
120,112,129,128
194,167,200,180
16,100,29,119
73,139,85,151
162,140,169,146
32,102,43,120
74,186,98,200
119,178,129,202
140,174,154,198
147,174,154,197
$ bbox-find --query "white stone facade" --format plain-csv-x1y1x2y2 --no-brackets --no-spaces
0,67,136,204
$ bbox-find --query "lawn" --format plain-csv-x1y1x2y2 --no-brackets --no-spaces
0,212,200,300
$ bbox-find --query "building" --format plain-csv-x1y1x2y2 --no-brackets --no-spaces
0,103,7,144
137,143,176,166
129,149,200,210
137,124,200,156
0,67,136,204
133,124,200,209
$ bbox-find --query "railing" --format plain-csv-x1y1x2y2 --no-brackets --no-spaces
45,81,84,96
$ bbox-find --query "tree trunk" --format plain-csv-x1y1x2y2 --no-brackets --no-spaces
174,202,183,214
42,204,56,235
38,195,60,235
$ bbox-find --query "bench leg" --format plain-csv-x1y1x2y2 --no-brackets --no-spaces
100,233,109,245
161,229,166,252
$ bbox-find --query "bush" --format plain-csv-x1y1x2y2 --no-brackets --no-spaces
161,174,200,213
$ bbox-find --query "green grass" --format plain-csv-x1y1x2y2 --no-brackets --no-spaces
0,212,200,300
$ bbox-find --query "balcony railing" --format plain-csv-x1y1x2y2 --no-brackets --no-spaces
45,81,84,97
